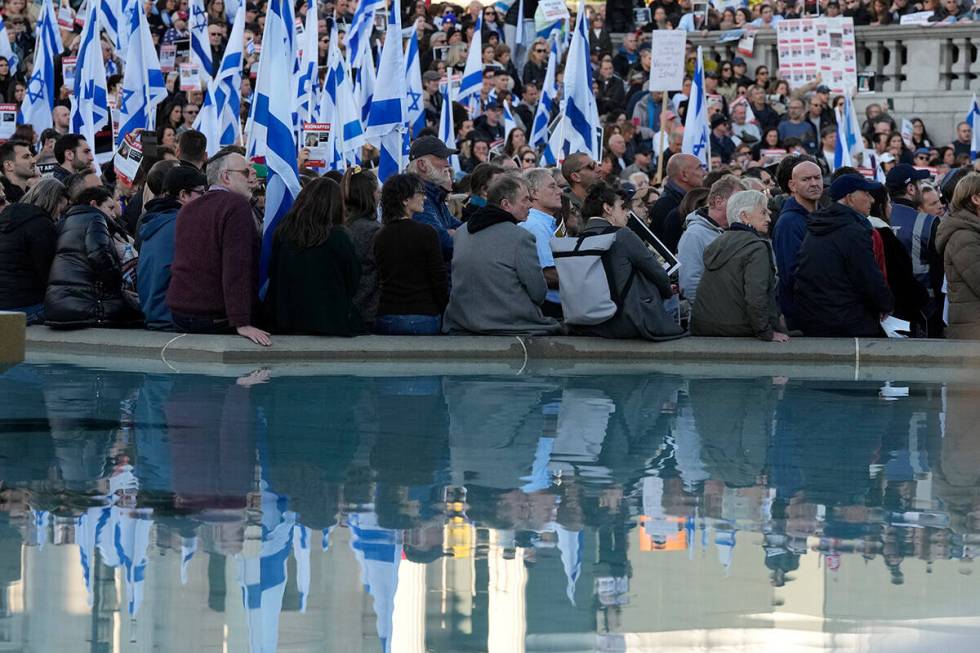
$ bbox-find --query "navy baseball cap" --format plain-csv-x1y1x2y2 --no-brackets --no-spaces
885,163,931,190
829,173,883,201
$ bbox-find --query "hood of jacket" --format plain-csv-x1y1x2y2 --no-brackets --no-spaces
467,204,518,234
936,209,980,255
806,201,868,237
703,224,768,271
138,196,182,242
684,207,724,234
0,202,51,234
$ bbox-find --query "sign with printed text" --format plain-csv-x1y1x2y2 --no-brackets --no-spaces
899,11,934,25
777,17,856,95
0,103,17,140
179,62,200,91
62,56,77,92
114,129,144,186
301,122,331,168
159,44,176,72
57,3,75,29
648,30,686,92
538,0,570,23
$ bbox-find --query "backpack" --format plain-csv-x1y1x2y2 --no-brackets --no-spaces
551,227,636,326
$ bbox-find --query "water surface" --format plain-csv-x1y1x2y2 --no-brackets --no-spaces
0,361,978,652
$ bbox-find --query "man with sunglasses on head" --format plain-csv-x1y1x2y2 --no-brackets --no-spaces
560,153,600,234
166,148,271,346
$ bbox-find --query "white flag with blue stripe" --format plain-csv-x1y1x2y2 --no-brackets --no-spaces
39,0,64,54
559,0,600,159
834,91,862,170
117,0,167,145
457,15,483,106
405,26,426,138
968,93,980,162
195,0,246,154
18,0,60,130
316,25,365,170
349,512,401,653
252,0,300,296
0,17,18,69
529,36,558,149
348,0,385,69
503,100,517,144
681,45,710,169
189,0,213,84
295,0,319,124
100,0,131,54
365,0,407,182
556,525,583,606
438,83,461,174
314,22,341,126
70,1,109,149
292,524,312,613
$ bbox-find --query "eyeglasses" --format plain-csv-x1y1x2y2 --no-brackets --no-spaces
225,168,253,177
533,48,546,53
184,108,199,114
572,161,597,174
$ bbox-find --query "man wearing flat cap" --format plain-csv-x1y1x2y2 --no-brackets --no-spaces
793,174,894,337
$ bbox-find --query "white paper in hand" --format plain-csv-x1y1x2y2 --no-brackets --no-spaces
881,315,910,338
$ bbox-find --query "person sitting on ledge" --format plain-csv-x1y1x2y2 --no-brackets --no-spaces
442,173,561,335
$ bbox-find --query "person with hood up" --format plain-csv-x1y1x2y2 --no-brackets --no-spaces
676,174,746,304
573,182,686,342
136,166,208,330
691,190,788,341
793,174,894,337
442,173,561,335
44,186,143,328
0,178,68,324
936,172,980,340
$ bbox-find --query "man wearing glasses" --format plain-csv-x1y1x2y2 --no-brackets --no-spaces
559,153,600,233
166,149,272,346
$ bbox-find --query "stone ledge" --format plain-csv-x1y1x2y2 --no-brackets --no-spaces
23,325,980,367
0,311,26,367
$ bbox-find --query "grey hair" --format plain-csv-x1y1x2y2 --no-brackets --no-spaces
628,171,649,188
21,178,67,216
524,167,554,194
487,172,529,207
206,151,242,187
726,190,768,225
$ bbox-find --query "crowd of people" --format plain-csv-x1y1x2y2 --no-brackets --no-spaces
0,0,978,346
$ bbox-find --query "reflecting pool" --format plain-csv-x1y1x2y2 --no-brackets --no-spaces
1,361,979,652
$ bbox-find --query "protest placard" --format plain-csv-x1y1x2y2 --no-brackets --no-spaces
159,44,177,72
114,130,144,186
179,62,200,91
0,104,17,140
302,123,331,168
62,56,77,92
539,0,570,22
648,30,686,92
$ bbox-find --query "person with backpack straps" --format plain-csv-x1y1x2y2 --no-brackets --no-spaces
552,182,686,341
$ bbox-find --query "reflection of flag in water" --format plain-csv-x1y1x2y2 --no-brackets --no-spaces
180,535,198,585
322,526,332,551
113,509,153,616
555,525,582,606
29,509,49,548
715,525,736,573
76,507,112,606
239,483,295,653
292,524,311,613
349,512,401,653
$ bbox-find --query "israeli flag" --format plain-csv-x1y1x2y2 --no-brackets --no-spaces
365,0,407,182
189,0,213,83
100,0,133,54
251,0,300,296
968,93,980,162
39,0,64,54
405,27,426,138
357,46,377,127
438,82,461,174
18,0,60,130
195,0,246,154
834,91,862,170
0,17,18,69
348,0,385,69
180,535,197,585
317,27,365,170
681,45,710,169
114,509,153,616
292,524,311,613
314,22,341,126
503,99,517,144
559,0,600,159
555,525,583,606
117,0,167,145
76,507,112,606
457,15,483,107
70,1,109,150
529,35,558,149
349,512,401,653
295,0,319,124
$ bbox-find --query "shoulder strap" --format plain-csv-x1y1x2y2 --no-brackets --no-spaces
594,226,636,317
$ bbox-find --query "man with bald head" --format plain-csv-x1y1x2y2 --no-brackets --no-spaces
650,152,706,253
773,159,824,327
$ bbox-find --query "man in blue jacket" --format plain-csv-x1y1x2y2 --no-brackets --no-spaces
772,160,823,329
406,136,462,267
137,166,208,330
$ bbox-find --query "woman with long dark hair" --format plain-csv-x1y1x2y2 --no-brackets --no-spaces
342,166,381,331
373,173,448,335
263,177,362,335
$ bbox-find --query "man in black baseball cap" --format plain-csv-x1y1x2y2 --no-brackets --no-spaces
407,135,461,267
792,173,894,336
135,164,208,330
885,162,944,335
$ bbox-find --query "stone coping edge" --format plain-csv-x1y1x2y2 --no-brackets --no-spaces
23,326,980,367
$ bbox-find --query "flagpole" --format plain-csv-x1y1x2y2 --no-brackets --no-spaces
655,96,668,185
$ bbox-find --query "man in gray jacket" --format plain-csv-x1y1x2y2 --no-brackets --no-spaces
443,174,562,335
676,175,746,303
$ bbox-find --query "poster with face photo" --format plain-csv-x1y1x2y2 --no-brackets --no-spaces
61,56,77,92
302,122,331,168
0,104,17,140
160,44,177,72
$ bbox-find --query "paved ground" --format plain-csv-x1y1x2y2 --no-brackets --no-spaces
23,325,980,368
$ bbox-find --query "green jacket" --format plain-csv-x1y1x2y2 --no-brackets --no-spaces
691,225,782,340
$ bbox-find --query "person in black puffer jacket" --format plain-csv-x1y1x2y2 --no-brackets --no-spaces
0,200,58,323
44,186,142,329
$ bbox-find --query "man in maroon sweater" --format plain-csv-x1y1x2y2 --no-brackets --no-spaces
166,151,272,346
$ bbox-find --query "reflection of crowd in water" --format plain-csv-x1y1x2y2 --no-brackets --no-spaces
1,364,979,626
